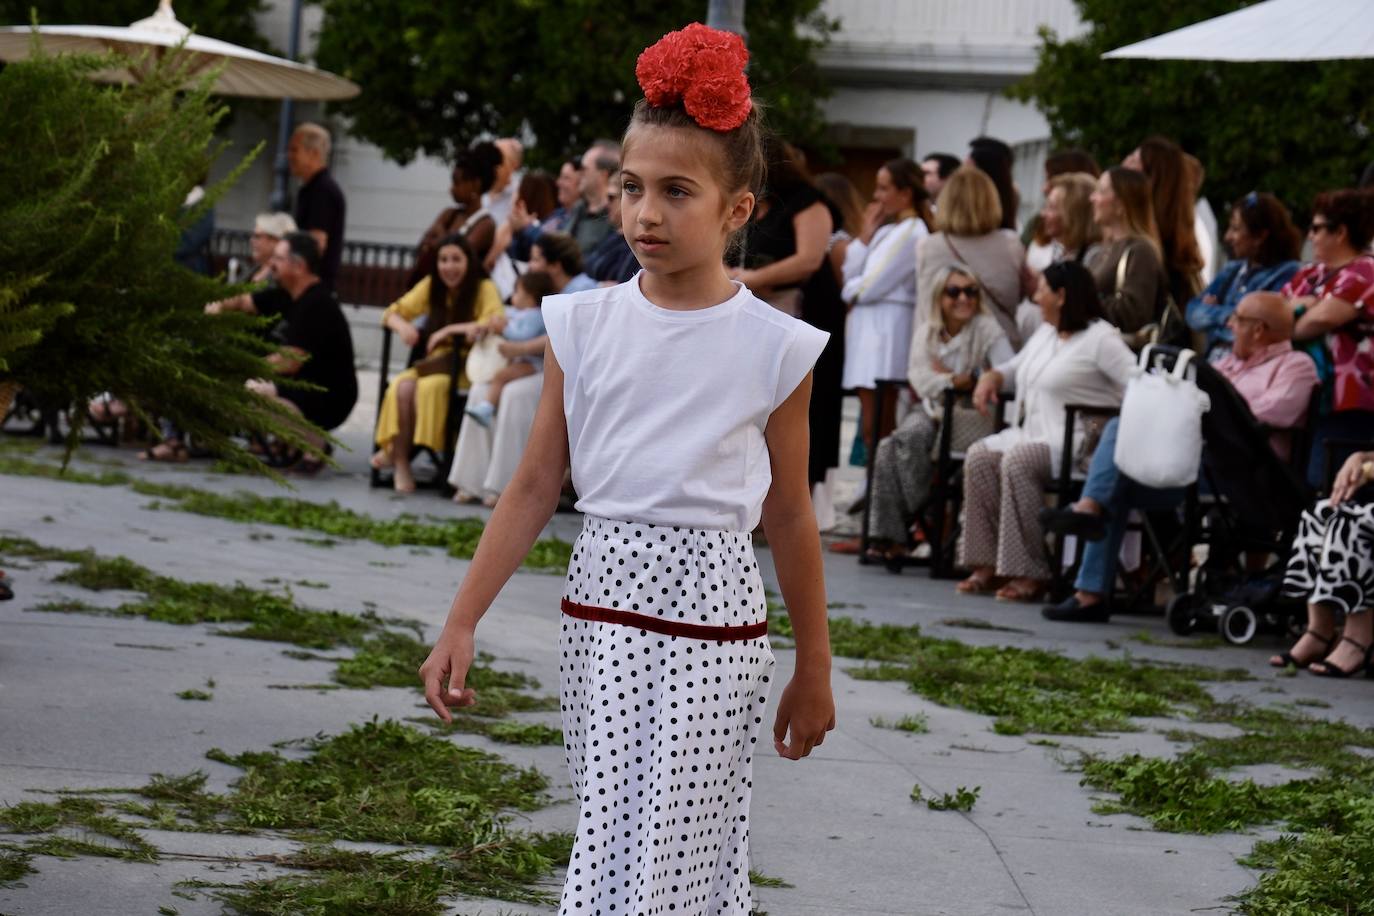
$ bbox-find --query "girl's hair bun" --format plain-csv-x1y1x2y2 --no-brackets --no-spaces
635,23,752,133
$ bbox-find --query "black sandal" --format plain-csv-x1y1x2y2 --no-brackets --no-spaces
1270,628,1336,669
1309,636,1374,679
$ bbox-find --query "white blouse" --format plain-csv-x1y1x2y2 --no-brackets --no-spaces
840,216,927,308
543,274,829,531
982,320,1135,468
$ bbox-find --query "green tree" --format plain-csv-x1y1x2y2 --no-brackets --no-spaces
0,1,274,53
1010,0,1374,214
0,47,312,461
312,0,837,166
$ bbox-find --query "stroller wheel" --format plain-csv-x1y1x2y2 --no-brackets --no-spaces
1220,605,1259,645
1166,593,1203,636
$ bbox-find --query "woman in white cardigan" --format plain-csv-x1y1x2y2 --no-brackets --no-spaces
842,158,932,451
867,262,1013,561
961,260,1136,602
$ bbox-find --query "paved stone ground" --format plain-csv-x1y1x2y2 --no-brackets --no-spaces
3,379,1371,916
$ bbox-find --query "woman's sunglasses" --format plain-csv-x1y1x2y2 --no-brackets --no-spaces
943,285,981,300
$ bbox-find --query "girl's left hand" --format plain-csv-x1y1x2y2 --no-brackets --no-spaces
1331,450,1374,506
772,671,835,760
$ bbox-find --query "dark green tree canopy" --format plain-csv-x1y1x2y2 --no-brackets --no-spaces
1011,0,1374,215
0,1,273,52
312,0,836,167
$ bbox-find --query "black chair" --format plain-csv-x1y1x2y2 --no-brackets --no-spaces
859,382,1007,578
368,328,468,491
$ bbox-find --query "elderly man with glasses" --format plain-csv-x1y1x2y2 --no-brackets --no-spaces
1042,291,1317,622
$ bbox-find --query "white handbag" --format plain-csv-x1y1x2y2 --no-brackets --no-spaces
462,334,509,386
1113,346,1211,489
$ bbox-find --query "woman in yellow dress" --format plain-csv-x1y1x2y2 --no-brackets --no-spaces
373,233,503,492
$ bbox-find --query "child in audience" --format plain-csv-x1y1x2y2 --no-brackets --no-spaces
463,270,555,427
420,24,834,914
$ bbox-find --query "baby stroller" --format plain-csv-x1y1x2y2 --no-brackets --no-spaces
1160,348,1316,644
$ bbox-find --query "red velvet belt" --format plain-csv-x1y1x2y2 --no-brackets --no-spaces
560,598,767,641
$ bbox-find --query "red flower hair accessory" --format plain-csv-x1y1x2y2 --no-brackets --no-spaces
635,23,752,132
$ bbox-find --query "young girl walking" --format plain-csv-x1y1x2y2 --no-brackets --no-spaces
420,23,836,915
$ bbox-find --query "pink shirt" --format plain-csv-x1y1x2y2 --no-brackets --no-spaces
1214,340,1319,460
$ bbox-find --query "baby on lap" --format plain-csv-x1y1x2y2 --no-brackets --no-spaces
464,271,556,428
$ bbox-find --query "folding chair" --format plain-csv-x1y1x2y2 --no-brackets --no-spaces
368,327,468,491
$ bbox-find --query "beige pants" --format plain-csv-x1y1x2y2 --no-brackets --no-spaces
959,440,1053,580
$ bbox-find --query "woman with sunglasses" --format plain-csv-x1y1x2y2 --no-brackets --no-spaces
1186,192,1301,361
866,264,1012,564
1283,188,1374,486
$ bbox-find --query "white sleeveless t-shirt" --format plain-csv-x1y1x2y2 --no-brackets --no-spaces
542,273,829,532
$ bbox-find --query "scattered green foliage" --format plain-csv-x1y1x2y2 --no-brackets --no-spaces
0,797,157,862
0,848,34,885
939,617,1032,635
924,786,981,812
748,869,793,889
176,689,213,701
409,716,563,747
1233,830,1374,915
0,457,572,570
1128,630,1224,650
769,611,1247,737
869,714,930,734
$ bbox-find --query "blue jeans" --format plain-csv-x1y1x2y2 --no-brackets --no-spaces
1075,417,1188,595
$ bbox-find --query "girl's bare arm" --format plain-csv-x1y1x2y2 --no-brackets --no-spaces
760,372,835,759
419,344,570,720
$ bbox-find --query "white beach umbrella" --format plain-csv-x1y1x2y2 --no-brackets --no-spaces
0,0,359,100
1103,0,1374,62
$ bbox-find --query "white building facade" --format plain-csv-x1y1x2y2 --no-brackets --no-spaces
210,0,1083,244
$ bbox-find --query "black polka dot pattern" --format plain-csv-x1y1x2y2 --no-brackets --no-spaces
558,515,775,915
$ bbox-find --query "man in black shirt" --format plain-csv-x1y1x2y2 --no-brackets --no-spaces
210,233,358,460
289,123,346,290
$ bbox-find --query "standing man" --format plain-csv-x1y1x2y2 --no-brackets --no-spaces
288,122,346,291
483,138,525,226
565,140,619,254
921,153,961,202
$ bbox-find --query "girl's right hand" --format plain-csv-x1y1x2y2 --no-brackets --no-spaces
1330,451,1374,507
859,201,885,243
419,628,478,722
397,321,420,348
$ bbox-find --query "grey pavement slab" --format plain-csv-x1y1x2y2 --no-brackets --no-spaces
0,424,1363,915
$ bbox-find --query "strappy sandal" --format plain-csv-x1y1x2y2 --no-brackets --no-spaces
138,440,189,463
1309,637,1374,679
995,579,1048,603
1269,629,1335,669
956,571,1002,595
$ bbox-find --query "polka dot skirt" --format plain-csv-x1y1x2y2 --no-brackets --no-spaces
558,515,775,915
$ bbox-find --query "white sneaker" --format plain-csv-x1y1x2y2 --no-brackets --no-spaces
465,401,496,428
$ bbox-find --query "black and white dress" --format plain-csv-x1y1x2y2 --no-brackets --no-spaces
1282,497,1374,616
543,276,828,915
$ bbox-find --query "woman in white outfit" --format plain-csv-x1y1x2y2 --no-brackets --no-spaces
841,157,931,450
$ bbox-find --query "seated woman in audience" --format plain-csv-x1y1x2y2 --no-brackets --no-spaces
372,233,503,493
1270,448,1374,676
866,264,1012,562
447,236,579,505
960,260,1135,602
1026,150,1101,274
408,142,504,285
1040,173,1101,268
1285,188,1374,487
1123,136,1203,307
917,166,1029,349
1088,167,1168,339
842,157,931,452
485,170,557,270
1186,192,1301,360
